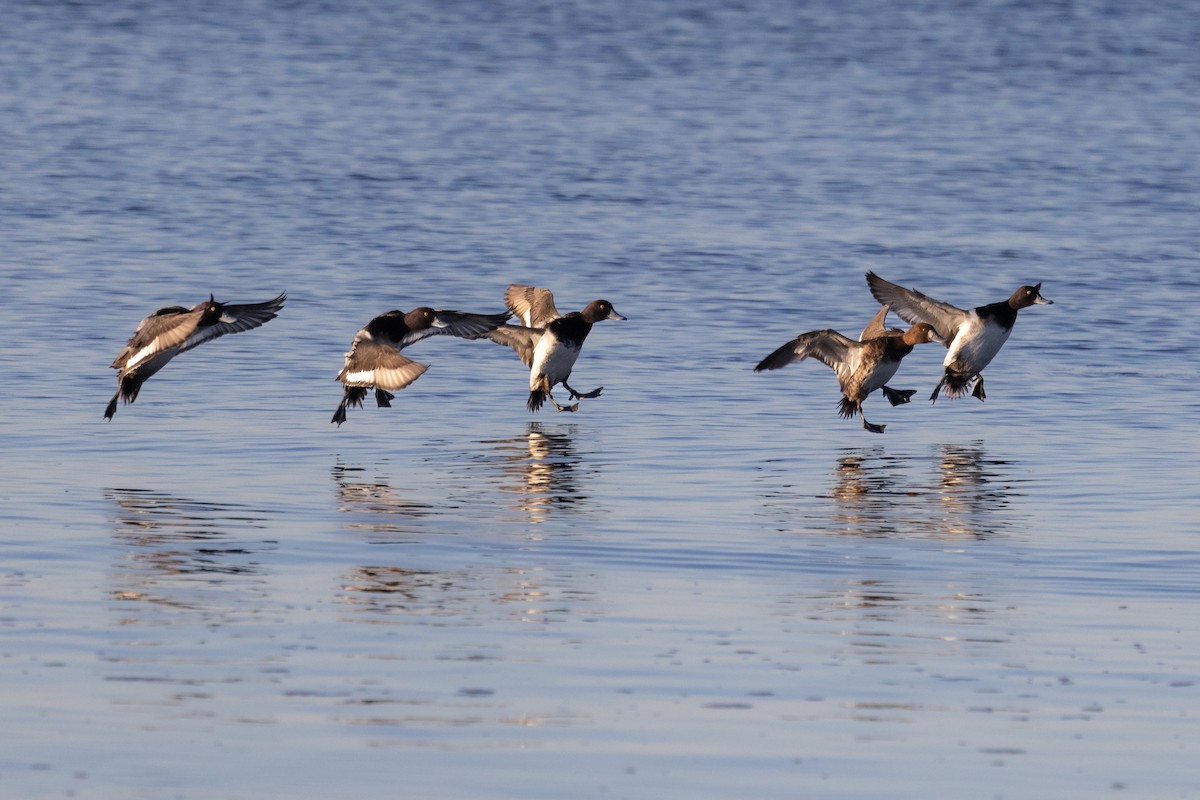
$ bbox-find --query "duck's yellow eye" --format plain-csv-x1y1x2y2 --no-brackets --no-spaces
209,306,217,312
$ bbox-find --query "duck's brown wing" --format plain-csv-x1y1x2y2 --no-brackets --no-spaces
485,324,544,368
859,304,904,341
503,285,561,328
337,340,429,390
865,272,963,343
754,329,858,373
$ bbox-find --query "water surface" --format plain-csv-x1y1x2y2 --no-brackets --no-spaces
2,1,1198,798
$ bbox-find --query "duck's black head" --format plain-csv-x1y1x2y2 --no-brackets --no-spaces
1009,284,1053,309
404,307,441,332
198,294,225,325
580,299,626,324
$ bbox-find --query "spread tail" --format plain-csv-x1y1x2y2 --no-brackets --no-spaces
932,370,974,402
837,396,860,420
527,389,546,413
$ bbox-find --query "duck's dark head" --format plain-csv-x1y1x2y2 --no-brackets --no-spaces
405,307,442,331
580,299,626,324
903,322,941,346
198,294,225,325
1010,284,1053,309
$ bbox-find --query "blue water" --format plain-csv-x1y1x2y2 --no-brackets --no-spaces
2,1,1198,797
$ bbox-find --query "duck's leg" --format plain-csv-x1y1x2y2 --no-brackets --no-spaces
971,374,986,401
860,409,886,434
881,386,917,406
104,391,121,421
331,399,349,426
563,380,603,400
375,388,395,408
548,390,579,413
929,376,947,404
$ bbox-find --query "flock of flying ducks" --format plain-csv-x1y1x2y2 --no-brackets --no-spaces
104,274,1051,433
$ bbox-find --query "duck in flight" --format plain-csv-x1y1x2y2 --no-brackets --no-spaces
754,304,940,433
331,306,510,425
485,284,626,413
865,271,1052,402
104,292,286,420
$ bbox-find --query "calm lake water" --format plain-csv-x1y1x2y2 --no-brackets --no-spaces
2,0,1198,797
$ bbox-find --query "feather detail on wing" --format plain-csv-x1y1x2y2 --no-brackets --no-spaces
503,285,561,328
114,292,286,372
111,307,196,370
485,324,544,368
211,293,287,336
337,341,429,390
755,329,857,373
431,310,512,340
865,272,963,342
859,305,904,342
174,292,286,356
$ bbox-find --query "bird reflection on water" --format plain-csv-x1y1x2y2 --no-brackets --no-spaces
331,461,438,543
332,425,599,624
826,442,1026,540
105,487,275,616
484,422,596,526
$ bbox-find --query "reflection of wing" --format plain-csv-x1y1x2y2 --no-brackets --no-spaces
866,272,963,343
486,324,544,368
503,285,561,327
338,340,429,390
755,329,857,374
859,304,903,341
432,310,512,340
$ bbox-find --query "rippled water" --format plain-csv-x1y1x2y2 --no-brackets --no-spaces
3,0,1198,797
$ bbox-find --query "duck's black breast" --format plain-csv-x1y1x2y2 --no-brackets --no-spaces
365,312,411,342
879,336,915,363
547,313,592,348
974,300,1019,330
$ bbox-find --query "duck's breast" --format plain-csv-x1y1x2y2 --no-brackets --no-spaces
945,313,1010,372
530,333,581,388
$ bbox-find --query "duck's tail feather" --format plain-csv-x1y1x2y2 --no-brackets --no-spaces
837,396,860,420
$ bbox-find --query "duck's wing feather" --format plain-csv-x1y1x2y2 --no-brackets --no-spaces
431,310,512,340
337,340,429,390
156,291,285,360
859,304,904,341
115,291,286,372
485,324,544,368
865,272,963,341
755,329,857,373
111,305,194,369
503,285,561,327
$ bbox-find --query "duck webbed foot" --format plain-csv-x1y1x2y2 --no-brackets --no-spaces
375,388,396,408
881,386,916,406
971,375,986,401
860,414,887,434
564,380,603,400
550,394,580,413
